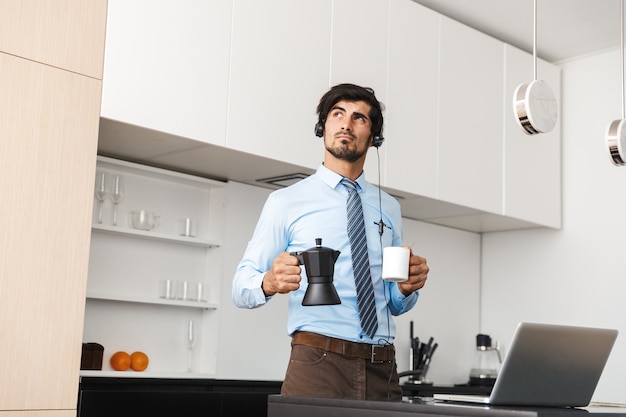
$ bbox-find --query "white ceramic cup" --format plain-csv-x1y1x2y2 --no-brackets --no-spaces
382,246,410,282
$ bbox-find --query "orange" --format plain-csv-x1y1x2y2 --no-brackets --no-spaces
130,351,149,372
110,351,131,371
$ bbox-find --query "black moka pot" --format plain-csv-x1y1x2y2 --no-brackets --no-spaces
291,238,341,306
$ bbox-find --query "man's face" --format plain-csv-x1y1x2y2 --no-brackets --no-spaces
323,100,373,163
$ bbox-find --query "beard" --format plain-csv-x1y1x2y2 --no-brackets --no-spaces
326,138,369,163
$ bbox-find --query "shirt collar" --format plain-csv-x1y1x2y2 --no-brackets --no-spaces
317,164,366,191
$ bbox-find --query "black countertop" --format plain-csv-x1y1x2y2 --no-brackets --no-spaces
267,395,626,417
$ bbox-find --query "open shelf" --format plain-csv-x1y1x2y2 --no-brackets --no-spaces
79,370,215,379
91,223,220,248
84,156,225,377
86,292,218,310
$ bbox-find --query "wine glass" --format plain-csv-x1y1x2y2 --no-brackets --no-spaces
94,172,108,224
186,319,197,372
109,174,124,226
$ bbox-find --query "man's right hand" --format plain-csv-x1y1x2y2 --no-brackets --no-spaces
261,252,302,296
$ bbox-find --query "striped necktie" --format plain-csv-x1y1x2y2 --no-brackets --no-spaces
341,178,378,338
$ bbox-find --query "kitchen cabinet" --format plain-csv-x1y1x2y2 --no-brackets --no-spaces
78,377,283,417
82,156,225,378
330,0,389,91
383,2,561,230
99,0,232,145
96,0,561,232
384,0,439,198
437,16,505,215
503,44,561,228
226,0,332,170
330,0,390,185
1,0,106,414
0,48,103,416
0,0,106,78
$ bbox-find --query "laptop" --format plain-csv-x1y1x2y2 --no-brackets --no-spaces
433,322,618,408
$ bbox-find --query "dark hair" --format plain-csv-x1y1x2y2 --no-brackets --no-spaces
316,83,385,138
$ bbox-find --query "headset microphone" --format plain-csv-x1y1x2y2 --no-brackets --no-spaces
375,144,385,236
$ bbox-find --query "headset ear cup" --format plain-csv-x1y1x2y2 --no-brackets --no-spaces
314,122,324,138
372,135,384,148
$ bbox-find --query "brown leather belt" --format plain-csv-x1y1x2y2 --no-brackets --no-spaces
292,331,395,363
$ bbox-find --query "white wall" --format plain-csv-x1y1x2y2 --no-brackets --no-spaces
481,49,626,403
216,180,482,386
394,219,481,385
216,182,290,380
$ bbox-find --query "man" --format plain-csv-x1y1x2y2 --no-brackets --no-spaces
232,83,429,401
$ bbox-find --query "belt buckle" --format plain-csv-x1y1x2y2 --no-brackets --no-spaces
370,345,384,363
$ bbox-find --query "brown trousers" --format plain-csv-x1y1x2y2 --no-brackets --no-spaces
280,343,403,401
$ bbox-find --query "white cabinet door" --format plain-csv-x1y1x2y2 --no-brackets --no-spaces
331,0,390,185
504,44,561,228
100,0,232,145
384,0,439,198
437,17,505,214
330,0,389,92
226,0,332,170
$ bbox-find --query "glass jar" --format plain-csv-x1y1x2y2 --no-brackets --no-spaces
469,334,501,386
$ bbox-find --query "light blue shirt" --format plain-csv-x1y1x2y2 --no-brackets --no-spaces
232,164,418,344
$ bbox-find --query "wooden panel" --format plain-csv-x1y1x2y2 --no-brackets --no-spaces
0,52,101,410
0,411,76,417
0,0,107,78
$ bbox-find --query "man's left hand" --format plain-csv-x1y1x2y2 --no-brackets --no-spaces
397,247,429,296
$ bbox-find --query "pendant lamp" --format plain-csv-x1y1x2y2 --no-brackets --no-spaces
513,0,558,135
606,0,626,166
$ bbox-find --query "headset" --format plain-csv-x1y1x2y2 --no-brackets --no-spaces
314,120,385,148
